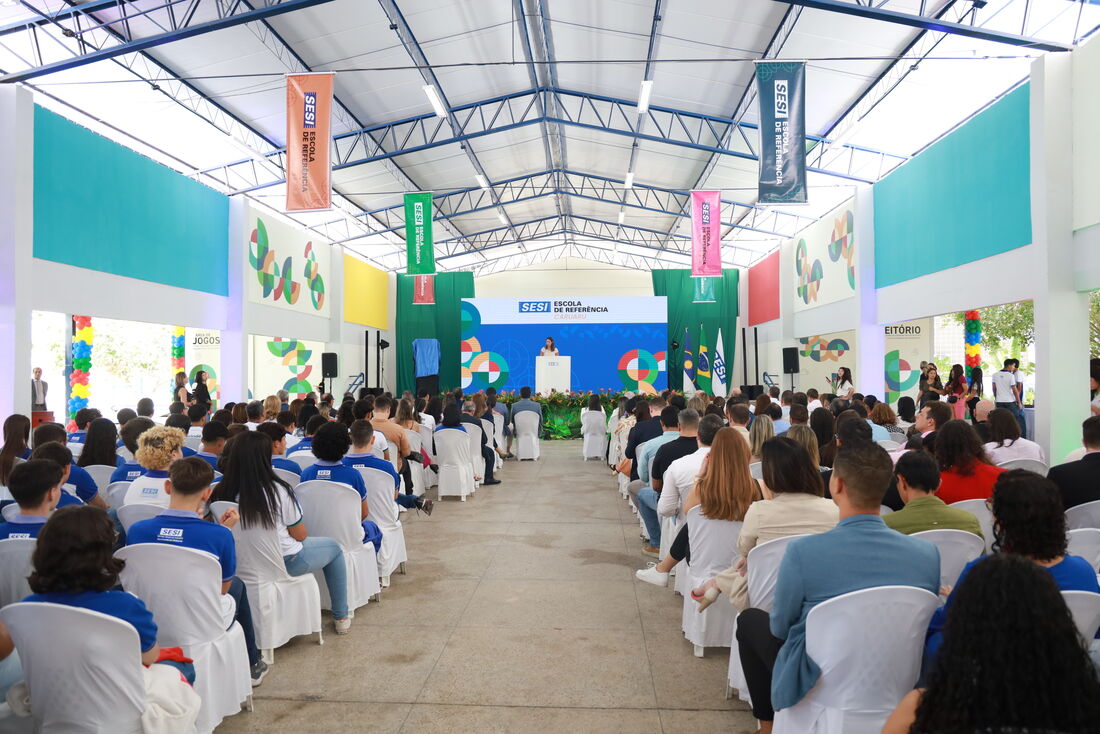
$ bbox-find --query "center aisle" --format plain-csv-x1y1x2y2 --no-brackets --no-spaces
220,440,755,732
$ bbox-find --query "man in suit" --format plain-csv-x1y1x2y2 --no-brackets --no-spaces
461,401,500,486
624,395,666,481
735,441,940,730
1048,415,1100,510
510,386,543,438
30,367,47,411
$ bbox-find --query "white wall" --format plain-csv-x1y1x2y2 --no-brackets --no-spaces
475,257,653,298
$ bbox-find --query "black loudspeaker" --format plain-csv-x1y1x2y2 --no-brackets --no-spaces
321,352,338,378
740,384,764,400
783,347,799,375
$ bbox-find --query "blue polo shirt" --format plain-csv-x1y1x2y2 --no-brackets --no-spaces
273,457,302,477
18,448,31,460
0,514,48,540
24,589,157,652
110,462,146,484
300,460,367,500
286,437,313,456
181,446,197,458
194,452,220,471
343,453,400,490
127,509,236,582
66,463,100,503
66,431,87,444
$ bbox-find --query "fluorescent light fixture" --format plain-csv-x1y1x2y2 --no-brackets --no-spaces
618,210,625,225
422,84,448,118
624,171,635,189
637,80,653,114
498,210,508,225
475,174,489,189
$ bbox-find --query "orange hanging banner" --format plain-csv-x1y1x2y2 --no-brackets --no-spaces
285,72,334,212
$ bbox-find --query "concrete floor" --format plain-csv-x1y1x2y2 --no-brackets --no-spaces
217,440,756,733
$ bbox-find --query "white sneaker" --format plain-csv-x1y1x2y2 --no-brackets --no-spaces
334,617,351,635
635,563,669,588
398,505,408,513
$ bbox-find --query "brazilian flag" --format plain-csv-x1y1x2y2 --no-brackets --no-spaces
696,325,712,394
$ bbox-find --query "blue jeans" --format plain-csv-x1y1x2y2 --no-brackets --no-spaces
636,487,661,547
226,577,260,667
395,493,420,509
283,536,349,619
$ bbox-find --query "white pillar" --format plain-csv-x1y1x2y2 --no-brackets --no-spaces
220,197,248,402
1031,53,1090,462
853,185,885,400
0,86,34,419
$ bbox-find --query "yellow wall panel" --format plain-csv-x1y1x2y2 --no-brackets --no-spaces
343,254,389,329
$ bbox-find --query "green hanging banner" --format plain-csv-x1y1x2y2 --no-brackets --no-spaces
404,192,435,274
692,276,717,303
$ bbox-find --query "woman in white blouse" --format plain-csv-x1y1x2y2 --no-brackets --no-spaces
984,407,1045,465
835,366,855,400
539,337,559,356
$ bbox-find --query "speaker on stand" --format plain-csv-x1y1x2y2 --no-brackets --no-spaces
782,347,799,392
320,352,338,396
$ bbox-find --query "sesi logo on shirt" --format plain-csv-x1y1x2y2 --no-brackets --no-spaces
126,471,142,480
157,528,184,542
318,470,331,478
9,533,30,539
143,487,159,496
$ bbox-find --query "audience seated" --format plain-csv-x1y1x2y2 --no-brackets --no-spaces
31,424,105,508
809,408,836,468
299,422,383,548
186,404,207,437
926,470,1100,661
0,459,63,539
211,431,352,634
256,422,302,477
371,396,412,485
748,414,774,462
287,415,327,457
971,398,995,442
629,407,688,554
26,442,85,510
194,420,229,472
625,397,665,481
122,426,184,507
110,416,156,483
784,404,809,434
66,407,102,446
211,408,233,426
735,441,939,732
0,414,31,487
344,420,433,515
136,397,155,418
243,401,264,430
933,419,1006,504
767,403,790,435
125,457,268,684
460,401,500,485
76,417,123,469
884,553,1100,734
1048,415,1100,510
983,407,1045,465
870,402,906,438
116,408,137,426
885,451,983,537
726,402,751,445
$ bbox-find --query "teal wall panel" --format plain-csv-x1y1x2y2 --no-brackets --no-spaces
34,107,229,296
874,85,1031,288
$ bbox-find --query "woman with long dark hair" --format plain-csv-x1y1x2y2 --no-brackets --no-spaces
540,337,559,356
752,394,771,420
835,366,855,399
76,417,123,468
919,363,944,407
809,408,837,468
422,397,442,431
884,553,1100,734
584,394,602,414
172,371,192,406
964,365,983,421
192,370,211,408
983,407,1045,464
211,431,351,634
0,414,31,487
895,395,917,426
335,401,355,427
933,419,1005,504
944,364,968,420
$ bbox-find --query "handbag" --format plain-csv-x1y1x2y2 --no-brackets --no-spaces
616,457,632,476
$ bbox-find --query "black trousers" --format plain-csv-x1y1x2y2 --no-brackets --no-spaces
668,522,691,564
482,445,496,481
736,607,785,721
399,461,414,495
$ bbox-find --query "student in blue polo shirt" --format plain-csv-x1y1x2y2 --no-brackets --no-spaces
164,415,198,457
28,441,95,510
286,414,327,459
123,426,184,508
110,417,156,484
126,457,268,685
23,505,195,683
65,407,101,446
256,422,302,477
32,423,105,505
0,459,64,540
344,420,434,516
299,422,384,549
194,420,229,472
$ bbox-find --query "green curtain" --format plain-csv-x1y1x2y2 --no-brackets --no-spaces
395,272,475,394
651,269,739,391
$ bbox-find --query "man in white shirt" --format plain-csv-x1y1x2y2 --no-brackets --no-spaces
656,415,724,521
726,403,752,446
806,389,822,412
779,390,794,420
244,400,264,430
186,404,206,438
992,358,1027,438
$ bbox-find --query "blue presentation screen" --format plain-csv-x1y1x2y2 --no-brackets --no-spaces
460,297,668,394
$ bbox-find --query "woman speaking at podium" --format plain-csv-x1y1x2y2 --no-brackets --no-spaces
540,337,560,356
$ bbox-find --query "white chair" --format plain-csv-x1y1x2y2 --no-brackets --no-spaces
879,505,894,516
105,480,132,510
772,586,940,734
0,503,18,522
680,506,743,657
514,411,541,461
1062,590,1100,641
118,446,133,462
1067,528,1100,571
1066,500,1100,530
419,424,437,487
1,602,147,733
466,421,485,485
82,464,117,492
117,503,164,533
213,500,323,660
492,412,505,450
749,462,763,480
607,413,621,468
727,535,808,702
405,429,427,495
65,441,83,458
434,428,474,501
288,452,315,471
876,439,902,451
911,529,985,591
996,457,1049,476
481,418,501,472
116,544,251,733
0,538,36,608
356,467,410,585
581,410,607,460
294,481,381,610
273,467,300,487
949,498,996,553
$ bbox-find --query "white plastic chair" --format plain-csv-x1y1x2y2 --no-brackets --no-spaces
82,464,117,492
1062,590,1100,641
948,498,995,553
294,481,381,611
183,435,202,452
116,543,251,733
581,410,607,460
356,467,409,583
117,503,164,533
607,413,621,468
213,500,323,660
0,538,36,608
876,439,902,451
65,441,83,458
492,412,505,449
405,429,427,495
879,505,894,516
772,586,940,734
106,481,132,510
0,503,18,522
680,506,743,657
1066,500,1100,531
466,421,485,485
996,457,1049,476
273,467,300,488
1,602,147,733
911,529,985,590
749,462,763,480
434,428,474,501
288,453,315,471
514,411,541,461
1067,528,1100,571
118,446,133,462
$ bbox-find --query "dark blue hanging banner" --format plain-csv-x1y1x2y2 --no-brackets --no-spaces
756,61,807,204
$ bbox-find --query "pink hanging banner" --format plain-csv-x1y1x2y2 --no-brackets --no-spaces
690,190,722,278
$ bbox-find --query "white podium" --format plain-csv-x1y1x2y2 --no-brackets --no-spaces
536,355,571,394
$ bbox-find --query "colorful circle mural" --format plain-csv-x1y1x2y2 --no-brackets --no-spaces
618,349,660,394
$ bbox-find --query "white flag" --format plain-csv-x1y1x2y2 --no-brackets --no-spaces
712,328,728,398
